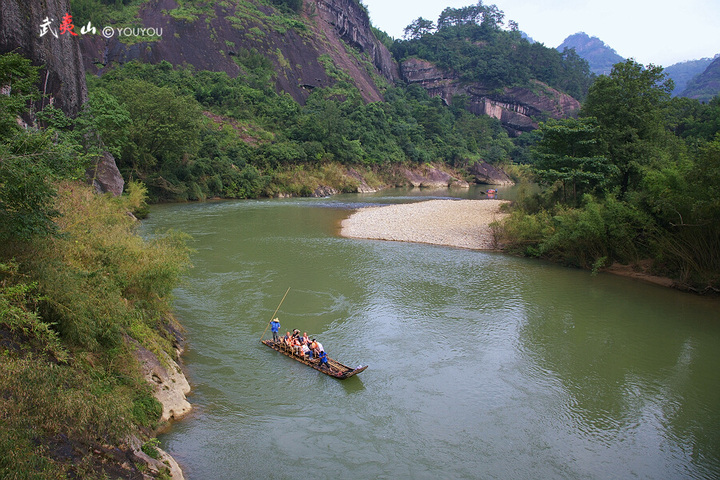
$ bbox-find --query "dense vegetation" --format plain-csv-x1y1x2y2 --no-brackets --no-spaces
84,59,516,201
392,3,594,100
498,59,720,292
0,53,190,478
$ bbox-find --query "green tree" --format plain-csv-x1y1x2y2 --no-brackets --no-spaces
532,117,617,204
581,59,674,196
403,17,436,40
0,53,87,242
111,79,203,175
78,88,132,159
0,53,40,138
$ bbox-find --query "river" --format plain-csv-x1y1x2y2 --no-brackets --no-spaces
142,187,720,480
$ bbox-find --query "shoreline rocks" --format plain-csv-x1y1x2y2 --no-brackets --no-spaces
136,343,192,425
132,336,192,480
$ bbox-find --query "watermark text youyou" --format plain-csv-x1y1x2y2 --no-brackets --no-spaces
40,14,162,39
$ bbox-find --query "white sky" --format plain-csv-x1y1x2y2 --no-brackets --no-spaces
360,0,720,67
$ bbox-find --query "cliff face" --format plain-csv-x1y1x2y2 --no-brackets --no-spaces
0,0,87,116
315,0,397,81
401,57,580,135
80,0,398,104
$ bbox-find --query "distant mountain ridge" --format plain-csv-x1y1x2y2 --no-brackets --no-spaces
681,56,720,102
664,56,717,96
557,32,623,76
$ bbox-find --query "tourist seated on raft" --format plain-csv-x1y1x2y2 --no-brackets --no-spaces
300,342,311,358
282,332,293,350
292,337,303,356
310,339,324,358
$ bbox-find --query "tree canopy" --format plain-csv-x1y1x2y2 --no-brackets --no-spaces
581,60,674,196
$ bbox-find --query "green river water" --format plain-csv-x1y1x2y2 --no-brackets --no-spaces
142,187,720,480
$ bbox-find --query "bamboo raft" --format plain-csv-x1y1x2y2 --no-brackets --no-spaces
261,339,367,379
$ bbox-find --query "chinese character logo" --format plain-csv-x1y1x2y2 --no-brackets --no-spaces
81,21,97,35
39,17,58,38
40,14,82,38
59,13,78,36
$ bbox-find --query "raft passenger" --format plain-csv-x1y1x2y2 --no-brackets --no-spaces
311,339,324,357
292,337,302,356
283,331,292,350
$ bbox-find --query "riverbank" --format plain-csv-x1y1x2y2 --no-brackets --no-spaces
0,182,192,479
340,199,510,250
339,197,696,293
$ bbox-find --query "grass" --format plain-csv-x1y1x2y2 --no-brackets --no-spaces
269,163,362,196
0,180,191,478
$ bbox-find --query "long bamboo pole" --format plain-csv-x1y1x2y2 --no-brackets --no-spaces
260,287,290,340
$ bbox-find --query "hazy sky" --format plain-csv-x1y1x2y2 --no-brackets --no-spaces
360,0,720,67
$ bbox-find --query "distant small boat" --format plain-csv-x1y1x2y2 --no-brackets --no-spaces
261,340,367,379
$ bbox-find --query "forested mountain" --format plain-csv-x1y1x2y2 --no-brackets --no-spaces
392,5,593,134
664,56,716,96
681,56,720,102
556,32,624,76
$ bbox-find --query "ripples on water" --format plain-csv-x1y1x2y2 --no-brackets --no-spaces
144,192,720,480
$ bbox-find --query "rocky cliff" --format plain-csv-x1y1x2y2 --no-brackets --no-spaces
400,57,580,135
0,0,87,116
80,0,398,104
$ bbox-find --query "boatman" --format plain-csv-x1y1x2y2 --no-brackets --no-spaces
271,318,281,342
318,350,328,368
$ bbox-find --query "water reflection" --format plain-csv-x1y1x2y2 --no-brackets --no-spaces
515,273,720,477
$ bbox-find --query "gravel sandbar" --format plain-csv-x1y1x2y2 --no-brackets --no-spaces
340,199,509,250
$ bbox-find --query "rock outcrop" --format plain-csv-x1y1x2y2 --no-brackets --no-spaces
86,151,125,196
346,168,379,193
134,340,192,424
312,185,338,197
400,57,580,135
469,161,514,185
400,165,469,188
314,0,397,82
79,0,398,104
126,435,185,480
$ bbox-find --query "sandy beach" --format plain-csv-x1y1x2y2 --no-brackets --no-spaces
340,199,510,250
